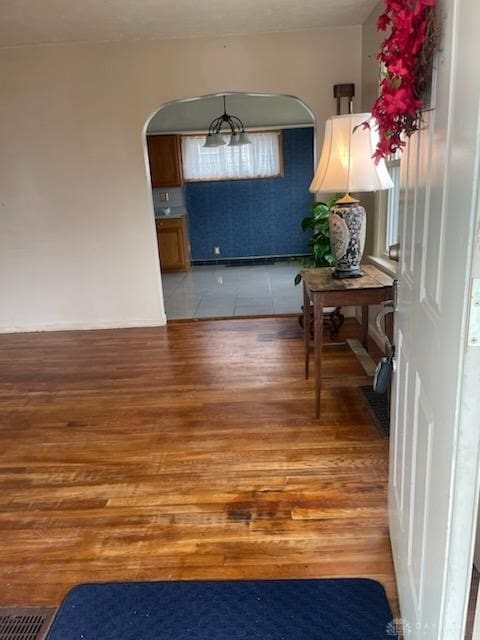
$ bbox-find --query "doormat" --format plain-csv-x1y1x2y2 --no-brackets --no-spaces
46,578,398,640
359,385,390,437
0,608,56,640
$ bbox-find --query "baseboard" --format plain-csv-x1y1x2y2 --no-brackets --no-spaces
0,314,167,334
192,254,308,266
1,309,357,334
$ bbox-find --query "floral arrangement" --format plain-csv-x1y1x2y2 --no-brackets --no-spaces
369,0,439,161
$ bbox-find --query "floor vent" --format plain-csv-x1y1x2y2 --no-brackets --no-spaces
359,385,390,437
0,608,56,640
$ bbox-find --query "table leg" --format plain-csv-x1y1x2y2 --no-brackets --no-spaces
304,283,310,379
314,294,324,419
361,305,369,351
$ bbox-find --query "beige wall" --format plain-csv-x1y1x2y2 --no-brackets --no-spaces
361,2,383,113
0,27,361,332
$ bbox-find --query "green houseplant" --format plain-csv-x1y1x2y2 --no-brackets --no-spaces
294,196,344,339
293,196,338,285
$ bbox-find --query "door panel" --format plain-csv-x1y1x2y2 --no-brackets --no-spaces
388,0,480,636
407,374,434,614
391,329,407,521
422,53,453,316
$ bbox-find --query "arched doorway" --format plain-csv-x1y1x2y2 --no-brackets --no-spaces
144,92,315,321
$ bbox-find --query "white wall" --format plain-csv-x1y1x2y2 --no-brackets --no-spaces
0,27,361,332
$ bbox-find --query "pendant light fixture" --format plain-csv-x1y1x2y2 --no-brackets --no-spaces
204,96,252,148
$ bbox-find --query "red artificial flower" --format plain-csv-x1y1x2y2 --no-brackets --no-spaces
388,58,410,77
386,0,405,12
377,13,391,30
411,21,427,53
367,0,437,161
392,9,415,34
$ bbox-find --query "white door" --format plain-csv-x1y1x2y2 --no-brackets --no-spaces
388,0,480,637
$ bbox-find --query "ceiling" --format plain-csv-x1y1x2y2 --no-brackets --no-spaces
0,0,377,48
147,94,314,133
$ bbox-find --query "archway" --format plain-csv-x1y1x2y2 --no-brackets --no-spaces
143,92,316,321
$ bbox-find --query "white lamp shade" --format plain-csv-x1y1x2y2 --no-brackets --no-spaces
204,133,227,148
229,133,241,147
310,113,393,194
203,134,217,148
238,131,252,145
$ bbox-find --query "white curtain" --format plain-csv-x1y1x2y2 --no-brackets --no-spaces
181,132,281,181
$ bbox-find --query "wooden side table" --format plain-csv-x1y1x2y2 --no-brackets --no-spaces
302,265,394,418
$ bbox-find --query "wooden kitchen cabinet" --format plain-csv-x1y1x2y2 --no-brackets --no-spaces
155,216,191,272
147,134,183,187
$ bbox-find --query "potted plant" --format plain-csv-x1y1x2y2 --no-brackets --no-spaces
293,198,337,285
294,196,344,338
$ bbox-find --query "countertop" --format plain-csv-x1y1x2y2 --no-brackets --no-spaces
155,207,187,219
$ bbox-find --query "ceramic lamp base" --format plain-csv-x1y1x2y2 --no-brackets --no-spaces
332,268,364,279
329,201,367,279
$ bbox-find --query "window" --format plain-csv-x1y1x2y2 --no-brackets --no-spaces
373,152,401,263
181,131,283,182
384,156,401,252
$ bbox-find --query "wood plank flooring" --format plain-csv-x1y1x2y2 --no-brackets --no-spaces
0,317,396,611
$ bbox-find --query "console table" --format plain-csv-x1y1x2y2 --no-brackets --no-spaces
302,265,394,418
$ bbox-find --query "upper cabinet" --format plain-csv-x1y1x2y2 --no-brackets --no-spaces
147,134,183,188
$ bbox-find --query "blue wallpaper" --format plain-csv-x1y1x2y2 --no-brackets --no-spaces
185,127,314,260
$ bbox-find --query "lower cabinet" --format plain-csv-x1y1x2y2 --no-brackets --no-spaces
155,216,191,272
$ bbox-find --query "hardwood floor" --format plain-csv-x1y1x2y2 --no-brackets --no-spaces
0,317,396,612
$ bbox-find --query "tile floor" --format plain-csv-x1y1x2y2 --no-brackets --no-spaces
163,263,303,320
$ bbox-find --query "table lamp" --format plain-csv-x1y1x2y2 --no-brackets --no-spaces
310,113,393,278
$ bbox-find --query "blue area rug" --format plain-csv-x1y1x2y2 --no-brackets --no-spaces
47,579,397,640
